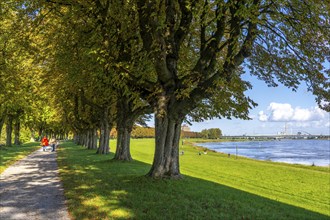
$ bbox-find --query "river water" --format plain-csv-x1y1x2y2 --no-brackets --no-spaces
197,139,330,166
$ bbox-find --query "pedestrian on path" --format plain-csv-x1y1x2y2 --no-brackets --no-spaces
50,137,57,152
41,136,49,151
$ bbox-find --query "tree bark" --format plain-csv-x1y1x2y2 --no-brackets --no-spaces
0,115,5,139
147,113,182,179
83,130,89,148
97,108,110,154
86,129,92,148
78,131,83,146
73,132,80,144
6,115,13,147
114,123,133,161
79,132,84,145
14,117,20,145
80,131,84,146
114,98,135,161
87,128,97,149
147,95,183,179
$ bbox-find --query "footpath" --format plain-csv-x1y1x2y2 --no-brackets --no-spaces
0,148,70,220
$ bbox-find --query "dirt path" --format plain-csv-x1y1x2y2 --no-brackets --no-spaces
0,148,70,220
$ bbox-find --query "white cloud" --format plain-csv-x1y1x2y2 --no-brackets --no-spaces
325,121,330,127
258,102,328,123
268,103,294,121
258,111,268,122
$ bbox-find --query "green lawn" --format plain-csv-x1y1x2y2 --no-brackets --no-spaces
57,139,330,220
0,142,40,173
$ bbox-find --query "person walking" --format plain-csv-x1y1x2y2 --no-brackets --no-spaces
50,137,56,152
41,136,49,151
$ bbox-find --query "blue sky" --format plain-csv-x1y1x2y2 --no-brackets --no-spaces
190,73,330,136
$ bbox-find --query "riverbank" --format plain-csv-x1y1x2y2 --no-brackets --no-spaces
57,139,329,219
193,139,330,168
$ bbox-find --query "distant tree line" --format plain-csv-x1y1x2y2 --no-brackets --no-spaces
110,126,205,139
110,127,154,139
200,128,222,139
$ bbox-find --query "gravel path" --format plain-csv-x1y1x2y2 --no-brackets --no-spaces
0,148,70,220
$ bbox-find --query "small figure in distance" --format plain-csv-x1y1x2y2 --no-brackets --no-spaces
181,150,184,155
41,136,49,152
50,137,56,152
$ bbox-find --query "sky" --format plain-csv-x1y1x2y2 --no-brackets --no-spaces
190,72,330,136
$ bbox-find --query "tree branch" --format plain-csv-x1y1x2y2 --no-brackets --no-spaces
137,0,155,52
174,0,197,53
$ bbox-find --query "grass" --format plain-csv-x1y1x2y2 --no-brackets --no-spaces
57,138,330,220
0,142,40,174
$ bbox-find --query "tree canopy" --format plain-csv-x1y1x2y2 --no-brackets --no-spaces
201,128,222,139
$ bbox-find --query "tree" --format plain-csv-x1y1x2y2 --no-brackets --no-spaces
0,1,40,146
201,128,222,139
133,0,330,178
114,93,151,161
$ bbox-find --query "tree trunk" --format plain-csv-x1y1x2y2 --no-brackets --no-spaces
14,117,20,145
114,123,133,161
0,115,5,139
97,108,110,154
97,123,110,154
83,130,89,147
6,115,13,147
74,132,80,144
147,98,183,179
114,98,134,161
87,128,97,149
86,130,91,148
76,132,83,145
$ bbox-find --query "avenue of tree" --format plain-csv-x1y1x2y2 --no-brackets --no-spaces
1,0,329,178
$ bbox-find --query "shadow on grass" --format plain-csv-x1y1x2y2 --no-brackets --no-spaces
58,143,329,220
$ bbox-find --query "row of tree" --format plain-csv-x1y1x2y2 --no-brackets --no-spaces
1,0,329,178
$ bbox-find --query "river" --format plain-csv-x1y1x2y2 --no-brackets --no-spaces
197,139,330,166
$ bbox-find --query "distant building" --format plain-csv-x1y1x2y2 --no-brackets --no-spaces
181,124,191,132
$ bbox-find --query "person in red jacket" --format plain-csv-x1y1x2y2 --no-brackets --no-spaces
41,136,49,151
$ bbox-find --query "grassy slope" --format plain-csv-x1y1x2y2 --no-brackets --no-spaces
0,142,40,173
57,139,330,220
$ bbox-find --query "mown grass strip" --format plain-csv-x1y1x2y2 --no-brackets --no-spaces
57,139,330,220
0,142,40,173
